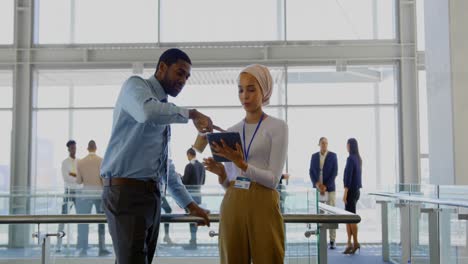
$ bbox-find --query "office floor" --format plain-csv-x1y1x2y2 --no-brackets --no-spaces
328,243,388,264
0,243,390,264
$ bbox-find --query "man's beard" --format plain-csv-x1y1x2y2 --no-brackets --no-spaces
160,74,179,97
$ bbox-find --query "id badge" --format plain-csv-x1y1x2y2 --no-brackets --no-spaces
234,176,251,189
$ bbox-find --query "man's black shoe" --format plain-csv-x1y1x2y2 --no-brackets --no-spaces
329,241,336,250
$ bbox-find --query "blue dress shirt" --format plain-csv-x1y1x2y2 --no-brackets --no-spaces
101,75,194,208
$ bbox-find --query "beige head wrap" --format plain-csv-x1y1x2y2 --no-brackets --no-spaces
239,64,273,106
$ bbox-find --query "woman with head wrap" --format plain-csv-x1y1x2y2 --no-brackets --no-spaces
204,64,288,263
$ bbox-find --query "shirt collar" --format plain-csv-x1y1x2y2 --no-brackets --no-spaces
190,158,198,164
89,152,96,155
147,75,168,102
320,151,328,157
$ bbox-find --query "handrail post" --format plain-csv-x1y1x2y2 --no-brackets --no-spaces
461,214,468,257
377,200,390,262
396,201,411,264
317,223,337,264
318,224,327,264
423,208,440,264
421,207,454,264
33,231,65,264
460,214,468,257
439,208,452,264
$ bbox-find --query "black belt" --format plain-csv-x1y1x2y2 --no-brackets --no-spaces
103,178,158,191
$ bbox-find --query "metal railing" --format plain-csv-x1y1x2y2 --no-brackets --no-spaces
369,191,468,208
0,212,360,225
370,191,468,264
0,203,360,264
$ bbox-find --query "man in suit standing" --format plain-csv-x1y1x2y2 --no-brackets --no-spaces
309,137,338,249
182,148,206,250
76,140,110,256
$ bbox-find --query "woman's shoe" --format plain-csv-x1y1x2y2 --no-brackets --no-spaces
342,245,353,254
350,243,361,254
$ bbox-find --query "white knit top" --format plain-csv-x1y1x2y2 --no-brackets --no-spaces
222,115,288,190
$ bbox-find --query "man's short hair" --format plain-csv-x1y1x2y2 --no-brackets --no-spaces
187,148,196,156
156,48,192,72
88,140,96,149
66,140,76,148
319,137,327,144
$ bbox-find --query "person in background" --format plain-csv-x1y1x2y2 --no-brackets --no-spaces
57,140,81,252
75,140,110,256
342,138,362,255
182,148,206,250
204,64,288,264
309,137,338,249
160,196,173,245
100,48,212,264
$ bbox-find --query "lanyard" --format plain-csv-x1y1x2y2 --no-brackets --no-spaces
242,113,265,162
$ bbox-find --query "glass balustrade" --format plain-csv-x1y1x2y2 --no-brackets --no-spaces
372,184,468,264
0,185,320,263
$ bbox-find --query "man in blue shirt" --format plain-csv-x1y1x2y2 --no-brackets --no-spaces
309,137,338,249
101,49,212,264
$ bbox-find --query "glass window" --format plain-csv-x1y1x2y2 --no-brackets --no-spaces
160,0,283,42
0,112,12,190
287,66,396,105
36,0,71,44
162,67,286,107
287,0,395,40
32,68,133,188
0,71,13,108
416,0,425,51
36,0,158,44
32,109,113,189
0,0,14,44
32,65,400,190
0,71,12,190
32,110,69,189
418,70,429,186
287,106,398,190
418,71,428,154
35,69,132,108
71,110,113,158
420,157,430,185
35,85,70,108
377,107,399,187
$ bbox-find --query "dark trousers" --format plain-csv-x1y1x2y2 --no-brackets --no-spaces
76,197,106,250
160,196,172,237
102,182,161,264
57,188,76,249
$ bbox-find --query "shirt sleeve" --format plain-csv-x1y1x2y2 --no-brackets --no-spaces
221,162,236,189
76,161,83,184
245,122,289,189
324,154,338,186
343,157,354,188
119,76,190,125
309,154,318,187
164,160,194,208
61,160,77,185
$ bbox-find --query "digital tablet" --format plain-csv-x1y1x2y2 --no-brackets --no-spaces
206,132,243,162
